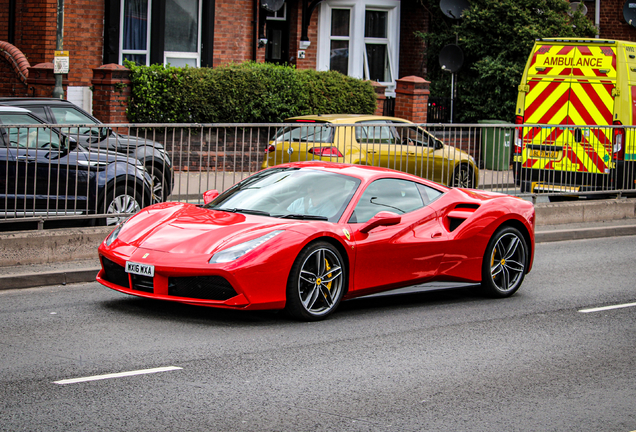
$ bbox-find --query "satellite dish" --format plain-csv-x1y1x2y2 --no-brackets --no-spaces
439,44,464,73
569,2,588,16
440,0,470,19
261,0,285,12
624,0,636,27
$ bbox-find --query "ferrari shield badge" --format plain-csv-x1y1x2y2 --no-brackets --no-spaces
342,228,351,240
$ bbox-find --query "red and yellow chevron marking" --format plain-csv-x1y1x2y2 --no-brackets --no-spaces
522,44,616,174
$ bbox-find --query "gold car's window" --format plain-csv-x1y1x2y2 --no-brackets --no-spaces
274,125,333,143
349,178,424,224
355,121,397,144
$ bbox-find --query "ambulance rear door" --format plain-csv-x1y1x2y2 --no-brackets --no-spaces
521,41,616,190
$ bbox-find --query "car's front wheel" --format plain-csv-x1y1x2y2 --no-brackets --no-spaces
480,226,528,298
97,184,143,226
286,241,346,321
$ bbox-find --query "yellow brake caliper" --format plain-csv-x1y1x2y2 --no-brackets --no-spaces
323,259,332,298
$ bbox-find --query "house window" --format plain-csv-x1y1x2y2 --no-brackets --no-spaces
317,0,400,95
363,10,393,83
329,9,351,75
120,0,152,65
164,0,201,67
118,0,202,67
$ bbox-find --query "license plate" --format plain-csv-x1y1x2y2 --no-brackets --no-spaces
529,149,560,159
125,261,155,277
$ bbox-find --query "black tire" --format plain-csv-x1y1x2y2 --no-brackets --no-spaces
285,241,346,321
452,164,475,188
147,164,170,201
480,226,528,298
95,184,143,226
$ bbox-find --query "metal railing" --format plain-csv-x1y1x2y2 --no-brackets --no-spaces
2,121,634,228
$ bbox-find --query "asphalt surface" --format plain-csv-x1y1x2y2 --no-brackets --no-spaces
1,235,634,431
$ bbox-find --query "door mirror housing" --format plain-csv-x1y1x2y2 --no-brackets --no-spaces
203,189,220,205
359,211,401,234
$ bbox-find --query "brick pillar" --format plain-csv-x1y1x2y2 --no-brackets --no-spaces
91,64,131,132
26,63,68,98
394,76,430,124
370,81,387,116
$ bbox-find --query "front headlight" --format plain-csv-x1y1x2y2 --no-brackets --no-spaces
104,222,125,246
209,230,284,264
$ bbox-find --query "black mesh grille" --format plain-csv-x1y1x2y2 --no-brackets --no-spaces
131,274,154,293
168,276,238,301
101,257,130,288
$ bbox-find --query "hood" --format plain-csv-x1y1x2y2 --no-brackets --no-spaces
117,202,297,255
113,134,164,150
74,143,141,166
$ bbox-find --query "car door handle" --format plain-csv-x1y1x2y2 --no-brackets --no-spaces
16,156,36,161
431,232,443,238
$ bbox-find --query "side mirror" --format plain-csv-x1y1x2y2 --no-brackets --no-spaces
61,135,77,151
203,189,220,205
359,211,401,234
435,140,444,150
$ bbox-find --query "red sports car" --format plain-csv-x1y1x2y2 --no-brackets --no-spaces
97,162,535,321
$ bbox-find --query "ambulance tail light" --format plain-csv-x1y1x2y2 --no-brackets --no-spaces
612,121,626,161
514,115,524,154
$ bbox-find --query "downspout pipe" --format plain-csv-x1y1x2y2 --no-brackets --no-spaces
8,0,16,44
253,0,258,60
595,0,600,37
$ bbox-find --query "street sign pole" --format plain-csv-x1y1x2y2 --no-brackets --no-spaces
52,0,65,99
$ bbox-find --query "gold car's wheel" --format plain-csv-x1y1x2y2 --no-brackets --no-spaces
452,164,475,188
286,241,345,321
480,226,527,298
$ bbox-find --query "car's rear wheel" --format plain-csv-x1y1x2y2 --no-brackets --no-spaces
480,226,528,298
452,164,475,188
96,184,142,226
286,241,346,321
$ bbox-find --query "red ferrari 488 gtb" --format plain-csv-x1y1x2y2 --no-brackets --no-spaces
97,162,535,321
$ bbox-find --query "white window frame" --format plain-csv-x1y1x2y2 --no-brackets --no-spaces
119,0,152,66
164,0,203,67
328,7,353,76
317,0,400,95
266,4,287,21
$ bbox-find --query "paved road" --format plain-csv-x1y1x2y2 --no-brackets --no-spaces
1,236,635,431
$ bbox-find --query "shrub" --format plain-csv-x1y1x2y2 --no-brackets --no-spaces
125,61,376,123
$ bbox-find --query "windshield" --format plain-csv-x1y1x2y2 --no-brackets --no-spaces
206,167,361,222
0,114,61,149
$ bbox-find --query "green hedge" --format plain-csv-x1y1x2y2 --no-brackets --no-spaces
125,61,377,123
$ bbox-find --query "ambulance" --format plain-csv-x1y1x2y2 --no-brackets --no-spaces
514,38,636,196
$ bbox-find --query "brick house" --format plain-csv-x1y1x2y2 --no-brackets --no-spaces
0,0,427,114
1,0,636,120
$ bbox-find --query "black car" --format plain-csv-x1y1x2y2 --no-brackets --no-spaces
0,97,173,200
0,106,154,225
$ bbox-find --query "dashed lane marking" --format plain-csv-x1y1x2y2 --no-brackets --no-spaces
578,302,636,314
53,366,182,385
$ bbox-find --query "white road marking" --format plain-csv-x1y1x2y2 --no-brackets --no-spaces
578,302,636,314
53,366,182,385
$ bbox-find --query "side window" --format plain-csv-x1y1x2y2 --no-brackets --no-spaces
49,106,99,136
355,120,397,144
349,178,424,224
416,183,443,205
273,124,333,143
26,106,48,121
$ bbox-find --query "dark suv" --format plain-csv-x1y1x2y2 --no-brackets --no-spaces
0,98,173,200
0,106,154,225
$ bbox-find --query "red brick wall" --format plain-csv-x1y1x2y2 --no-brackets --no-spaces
213,0,256,66
63,0,106,87
399,0,428,78
0,0,9,42
288,0,318,70
593,0,636,41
